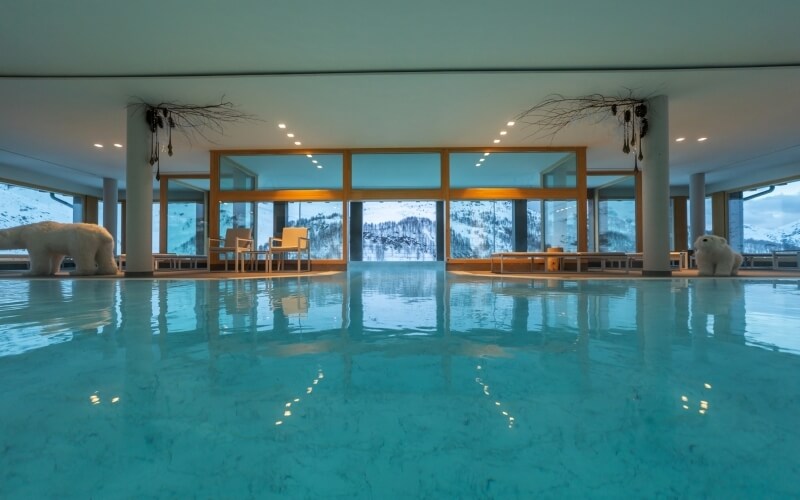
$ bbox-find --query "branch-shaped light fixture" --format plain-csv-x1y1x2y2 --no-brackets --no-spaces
515,92,650,171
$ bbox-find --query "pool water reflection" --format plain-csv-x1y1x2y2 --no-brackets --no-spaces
0,269,799,498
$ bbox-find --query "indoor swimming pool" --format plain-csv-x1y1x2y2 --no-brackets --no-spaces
1,268,799,498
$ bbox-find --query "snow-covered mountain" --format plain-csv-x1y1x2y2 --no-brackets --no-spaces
743,220,800,252
363,201,436,261
0,184,76,254
0,184,75,228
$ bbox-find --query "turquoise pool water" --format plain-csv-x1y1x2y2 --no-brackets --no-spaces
1,269,799,498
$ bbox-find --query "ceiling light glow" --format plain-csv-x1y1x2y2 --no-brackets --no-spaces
113,143,123,148
287,133,295,138
94,144,103,148
698,137,708,142
675,137,686,142
294,141,302,145
278,123,286,129
507,121,515,126
499,130,507,135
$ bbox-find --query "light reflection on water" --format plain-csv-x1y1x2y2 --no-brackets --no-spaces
0,271,799,498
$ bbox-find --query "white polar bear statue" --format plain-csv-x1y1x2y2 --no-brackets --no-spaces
0,221,118,276
694,234,743,277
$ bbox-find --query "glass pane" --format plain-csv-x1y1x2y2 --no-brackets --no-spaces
361,201,437,261
166,179,206,255
352,153,440,189
152,203,160,253
219,202,255,236
0,182,76,254
586,199,595,251
286,202,343,259
544,200,578,251
449,152,576,188
449,201,513,258
526,201,543,251
166,202,204,254
255,202,274,251
219,154,343,190
739,180,800,252
598,200,635,252
592,175,635,253
219,156,255,190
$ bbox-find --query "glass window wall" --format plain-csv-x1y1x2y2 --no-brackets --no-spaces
526,201,543,251
352,153,440,189
286,201,343,259
219,154,343,190
450,152,576,188
152,203,160,253
360,201,437,261
587,175,635,252
0,181,79,254
543,200,578,251
729,179,800,253
165,179,207,255
450,201,513,258
219,202,255,247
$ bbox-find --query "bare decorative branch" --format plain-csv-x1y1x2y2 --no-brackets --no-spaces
128,98,258,179
515,91,652,171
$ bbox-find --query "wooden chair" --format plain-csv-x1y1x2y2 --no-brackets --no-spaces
208,228,253,272
268,227,310,272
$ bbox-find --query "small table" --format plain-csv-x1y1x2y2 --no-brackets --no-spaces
240,250,271,272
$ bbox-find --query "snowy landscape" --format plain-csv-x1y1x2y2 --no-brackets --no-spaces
362,202,437,261
2,180,799,259
741,221,800,253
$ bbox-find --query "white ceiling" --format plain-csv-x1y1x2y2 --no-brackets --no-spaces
2,0,800,194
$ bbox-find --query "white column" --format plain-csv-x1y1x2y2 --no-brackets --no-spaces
125,105,154,276
102,177,119,253
641,95,671,276
689,172,706,248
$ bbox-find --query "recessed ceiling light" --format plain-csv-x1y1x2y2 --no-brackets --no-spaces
493,139,500,144
499,130,507,136
94,143,103,148
287,133,295,138
113,143,123,148
697,137,708,142
507,121,515,126
675,137,685,142
278,123,286,129
294,141,302,145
